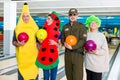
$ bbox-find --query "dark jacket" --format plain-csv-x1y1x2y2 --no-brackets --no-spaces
61,21,87,54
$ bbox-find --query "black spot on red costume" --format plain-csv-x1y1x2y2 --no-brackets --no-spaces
56,23,59,26
41,57,46,61
54,27,58,31
37,13,60,66
42,48,46,52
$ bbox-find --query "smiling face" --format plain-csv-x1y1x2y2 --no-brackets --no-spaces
90,21,98,31
46,15,54,25
69,13,78,22
22,13,30,23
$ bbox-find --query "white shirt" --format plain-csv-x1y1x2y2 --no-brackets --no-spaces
85,32,109,72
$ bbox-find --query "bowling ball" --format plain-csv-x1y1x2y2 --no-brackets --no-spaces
84,40,97,52
65,35,77,46
18,32,29,42
36,29,47,40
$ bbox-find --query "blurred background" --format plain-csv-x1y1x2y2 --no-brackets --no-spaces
0,0,120,80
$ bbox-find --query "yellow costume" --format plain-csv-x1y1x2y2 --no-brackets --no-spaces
15,3,39,80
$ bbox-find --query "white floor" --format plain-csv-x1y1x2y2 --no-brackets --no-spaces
0,47,116,80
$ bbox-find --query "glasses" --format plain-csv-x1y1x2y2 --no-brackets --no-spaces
69,14,77,16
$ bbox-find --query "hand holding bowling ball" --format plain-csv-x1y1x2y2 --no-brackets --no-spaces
65,35,77,46
84,40,97,52
18,32,29,43
36,29,47,40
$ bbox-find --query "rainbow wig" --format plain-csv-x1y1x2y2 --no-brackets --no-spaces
85,15,101,28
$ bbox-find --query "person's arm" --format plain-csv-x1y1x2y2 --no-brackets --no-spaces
49,39,59,47
12,41,20,47
36,42,41,50
12,31,25,47
12,31,18,47
95,35,109,56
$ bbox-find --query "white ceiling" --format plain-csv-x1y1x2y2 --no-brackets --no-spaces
1,0,120,16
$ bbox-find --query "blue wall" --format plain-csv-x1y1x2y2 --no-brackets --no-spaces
1,16,120,33
32,16,120,28
0,22,3,32
6,16,120,28
33,16,120,36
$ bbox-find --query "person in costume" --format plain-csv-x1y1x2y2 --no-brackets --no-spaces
12,3,39,80
61,8,87,80
85,15,109,80
36,12,60,80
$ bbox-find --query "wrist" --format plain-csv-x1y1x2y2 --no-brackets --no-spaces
13,41,19,47
55,43,59,47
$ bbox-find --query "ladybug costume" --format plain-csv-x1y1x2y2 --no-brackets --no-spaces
36,11,60,70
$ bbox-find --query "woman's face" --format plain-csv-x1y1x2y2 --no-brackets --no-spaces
22,13,30,23
69,13,78,22
90,21,98,30
46,16,53,25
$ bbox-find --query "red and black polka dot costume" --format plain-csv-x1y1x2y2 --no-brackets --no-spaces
36,12,60,70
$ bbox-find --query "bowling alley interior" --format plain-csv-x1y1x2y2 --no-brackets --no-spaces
0,0,120,80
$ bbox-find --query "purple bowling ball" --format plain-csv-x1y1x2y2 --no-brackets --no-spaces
84,40,97,51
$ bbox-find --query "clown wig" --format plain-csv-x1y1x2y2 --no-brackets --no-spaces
85,15,101,28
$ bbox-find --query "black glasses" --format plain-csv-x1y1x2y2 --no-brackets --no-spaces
69,14,77,16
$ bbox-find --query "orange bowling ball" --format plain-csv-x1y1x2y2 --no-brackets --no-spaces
65,35,77,46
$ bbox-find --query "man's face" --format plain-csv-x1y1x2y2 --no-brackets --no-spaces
22,13,30,23
69,13,78,22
